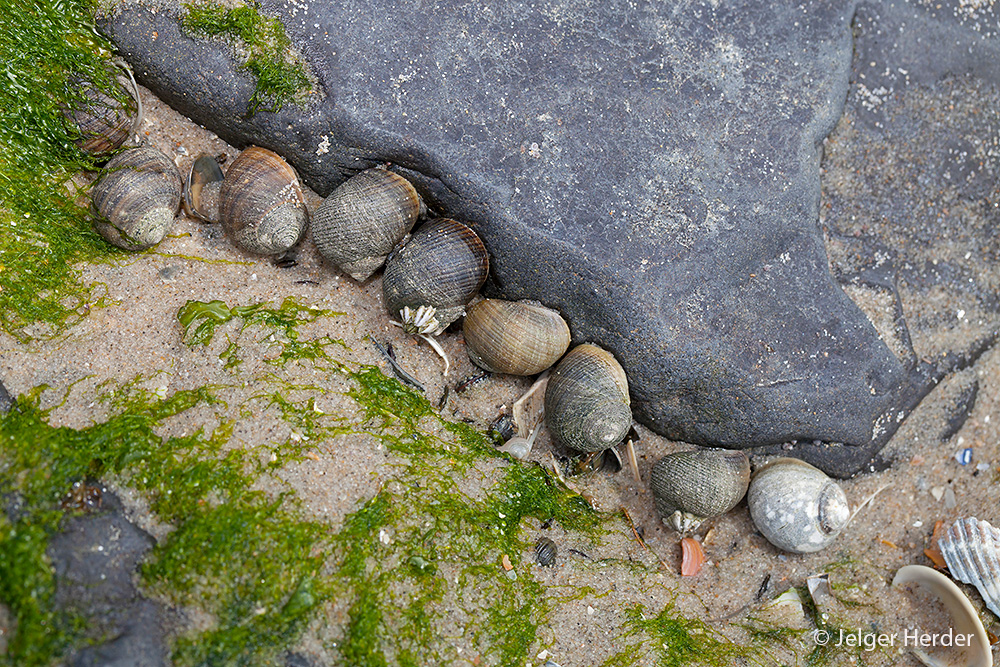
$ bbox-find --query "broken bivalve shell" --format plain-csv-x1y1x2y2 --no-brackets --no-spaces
463,299,571,375
680,537,705,576
183,153,224,223
892,565,993,667
747,458,850,554
382,218,489,334
544,343,631,453
650,449,750,533
312,168,425,281
90,145,182,250
219,146,307,255
938,517,1000,618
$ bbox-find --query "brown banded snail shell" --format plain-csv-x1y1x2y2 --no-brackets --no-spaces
312,168,425,281
90,145,182,250
219,146,307,255
64,59,142,157
183,154,224,223
747,458,851,554
382,218,489,334
649,449,750,533
463,299,571,376
544,343,632,453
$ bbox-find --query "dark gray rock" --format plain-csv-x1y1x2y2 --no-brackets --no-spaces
97,0,996,476
48,490,168,667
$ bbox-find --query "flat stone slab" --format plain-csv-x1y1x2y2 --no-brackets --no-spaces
97,0,997,476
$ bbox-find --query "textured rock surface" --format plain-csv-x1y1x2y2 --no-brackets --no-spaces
98,0,997,476
47,490,169,667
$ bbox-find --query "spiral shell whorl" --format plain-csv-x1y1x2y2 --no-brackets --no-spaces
219,147,307,255
650,450,750,531
312,168,423,281
747,458,850,554
544,343,631,453
382,218,489,333
463,299,571,375
91,145,181,250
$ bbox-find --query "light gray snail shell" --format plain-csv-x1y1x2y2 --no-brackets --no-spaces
382,218,489,334
747,458,851,554
219,146,307,255
544,343,632,453
312,168,425,281
90,145,182,250
650,449,750,533
463,299,571,375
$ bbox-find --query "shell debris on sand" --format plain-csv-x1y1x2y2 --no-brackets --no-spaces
938,517,1000,618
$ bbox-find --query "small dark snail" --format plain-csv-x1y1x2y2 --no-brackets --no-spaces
64,59,142,157
382,218,489,334
183,153,224,223
535,537,557,567
544,343,632,453
312,168,425,281
90,145,182,250
747,458,851,554
463,299,571,376
649,449,750,533
219,146,307,255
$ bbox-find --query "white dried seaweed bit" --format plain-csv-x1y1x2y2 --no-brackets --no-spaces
938,517,1000,618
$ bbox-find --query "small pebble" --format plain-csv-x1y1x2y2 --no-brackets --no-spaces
930,486,945,502
943,487,957,509
955,448,972,465
976,462,991,473
158,264,183,282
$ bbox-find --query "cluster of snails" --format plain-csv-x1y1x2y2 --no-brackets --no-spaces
650,451,852,554
75,63,851,559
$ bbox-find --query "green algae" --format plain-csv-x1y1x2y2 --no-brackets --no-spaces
1,293,802,665
180,1,312,115
0,0,128,341
602,601,772,667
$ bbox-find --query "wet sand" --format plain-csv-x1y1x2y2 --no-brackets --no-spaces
2,85,998,666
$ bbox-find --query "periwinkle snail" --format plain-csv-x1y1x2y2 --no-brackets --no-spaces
650,449,750,533
64,59,142,157
747,458,851,554
219,146,307,255
544,343,632,453
463,299,571,376
382,218,489,334
90,145,182,250
312,168,425,281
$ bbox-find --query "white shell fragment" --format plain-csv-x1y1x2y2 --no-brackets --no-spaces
938,517,1000,618
747,458,850,554
892,564,993,667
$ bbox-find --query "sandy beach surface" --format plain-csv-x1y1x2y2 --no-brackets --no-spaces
2,84,998,667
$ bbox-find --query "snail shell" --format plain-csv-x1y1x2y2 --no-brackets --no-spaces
219,146,307,255
183,154,224,223
463,299,571,376
544,343,631,453
312,168,425,281
65,60,142,157
535,537,557,567
90,145,182,250
650,449,750,533
382,218,489,334
747,458,850,554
